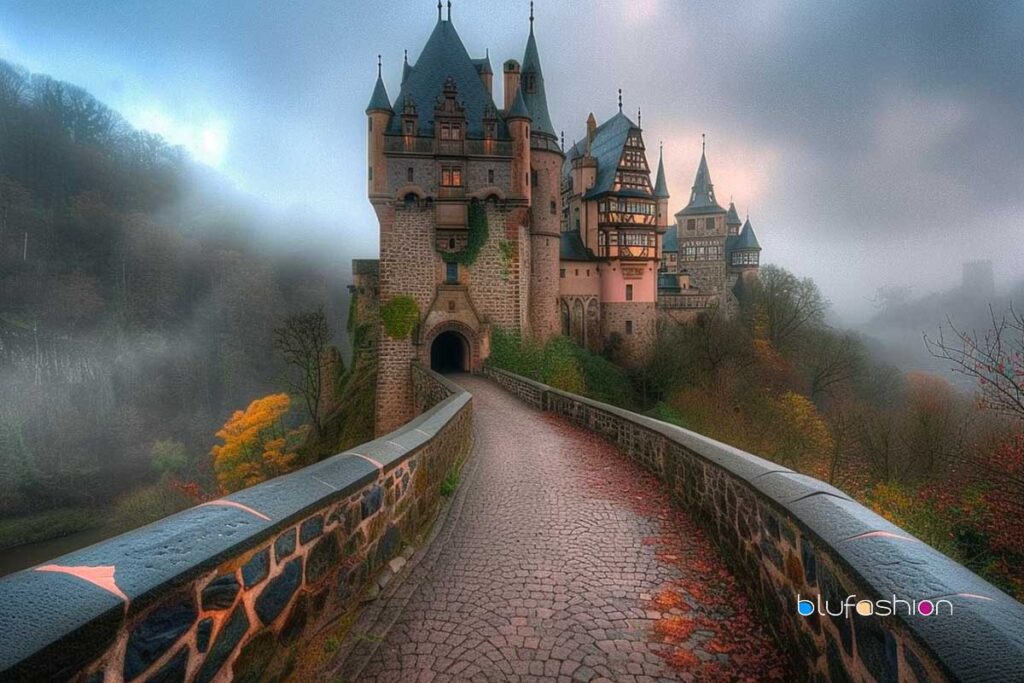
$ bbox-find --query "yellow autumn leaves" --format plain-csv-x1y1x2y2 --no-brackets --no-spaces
210,393,306,493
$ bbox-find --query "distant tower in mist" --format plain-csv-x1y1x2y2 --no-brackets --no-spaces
962,260,995,300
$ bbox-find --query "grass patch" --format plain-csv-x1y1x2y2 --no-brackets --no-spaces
0,507,101,550
440,467,460,497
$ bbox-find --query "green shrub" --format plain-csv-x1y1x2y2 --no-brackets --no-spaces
111,482,193,532
380,296,419,339
151,439,188,476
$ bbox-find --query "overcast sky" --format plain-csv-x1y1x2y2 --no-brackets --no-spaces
1,0,1021,322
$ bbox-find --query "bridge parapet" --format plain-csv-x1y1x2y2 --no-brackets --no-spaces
0,364,471,682
482,365,1024,683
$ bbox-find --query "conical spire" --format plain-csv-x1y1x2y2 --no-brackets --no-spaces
653,142,669,199
366,55,393,114
507,86,531,120
735,217,762,250
726,200,742,227
679,138,724,215
520,4,557,140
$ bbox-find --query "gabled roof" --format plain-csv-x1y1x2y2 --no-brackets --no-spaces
520,25,557,140
560,229,596,261
654,147,669,199
385,19,507,137
507,87,531,120
726,201,742,226
561,112,646,199
733,217,762,250
676,150,725,216
366,72,393,114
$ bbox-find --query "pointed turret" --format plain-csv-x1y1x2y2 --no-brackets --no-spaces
653,145,669,199
507,86,531,120
520,3,558,145
366,58,393,114
677,137,725,216
725,201,742,234
734,217,761,250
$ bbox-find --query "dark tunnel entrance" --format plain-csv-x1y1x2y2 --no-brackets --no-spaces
430,330,469,373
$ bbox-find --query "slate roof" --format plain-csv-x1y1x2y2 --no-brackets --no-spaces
654,148,669,199
366,73,393,113
561,112,645,199
560,229,596,261
386,19,507,138
471,55,493,75
520,27,557,139
507,87,531,119
662,224,679,252
658,271,681,293
676,150,725,216
726,201,742,226
733,217,761,250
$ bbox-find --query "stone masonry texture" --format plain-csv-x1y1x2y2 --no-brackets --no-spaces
0,365,471,683
352,374,792,682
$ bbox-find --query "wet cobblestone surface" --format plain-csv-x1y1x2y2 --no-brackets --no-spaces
355,375,791,682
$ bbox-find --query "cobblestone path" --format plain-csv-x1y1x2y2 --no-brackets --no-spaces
347,375,791,682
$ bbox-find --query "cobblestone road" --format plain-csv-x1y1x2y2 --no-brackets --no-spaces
352,375,791,682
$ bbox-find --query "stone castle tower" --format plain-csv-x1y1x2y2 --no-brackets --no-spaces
365,4,564,434
360,4,759,433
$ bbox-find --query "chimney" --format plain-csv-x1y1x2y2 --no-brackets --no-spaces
503,59,521,111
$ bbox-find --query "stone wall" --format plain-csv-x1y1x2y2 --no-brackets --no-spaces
601,301,657,366
480,365,1024,683
0,365,472,683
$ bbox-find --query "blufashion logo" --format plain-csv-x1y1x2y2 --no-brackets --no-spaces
796,594,953,618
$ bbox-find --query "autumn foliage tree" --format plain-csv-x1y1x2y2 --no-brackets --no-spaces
210,393,303,493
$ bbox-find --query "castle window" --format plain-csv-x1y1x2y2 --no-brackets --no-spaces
488,169,495,184
574,207,580,230
446,262,458,284
368,167,373,181
440,123,462,140
403,120,415,135
441,166,462,187
407,167,414,182
368,119,373,131
626,320,634,335
575,269,579,276
531,170,538,187
626,284,633,301
448,237,455,249
586,269,590,276
550,200,556,214
705,217,715,231
523,73,536,94
560,268,565,278
485,122,496,138
687,218,696,231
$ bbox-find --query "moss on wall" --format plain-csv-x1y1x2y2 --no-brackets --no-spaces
443,201,488,266
380,296,420,340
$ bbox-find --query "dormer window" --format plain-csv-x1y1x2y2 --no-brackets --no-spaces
523,73,536,94
440,123,462,140
403,120,415,135
484,122,497,139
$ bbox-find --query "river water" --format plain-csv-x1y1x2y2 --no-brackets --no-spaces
0,525,117,578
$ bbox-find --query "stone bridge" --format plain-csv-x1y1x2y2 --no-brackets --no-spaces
1,366,1022,682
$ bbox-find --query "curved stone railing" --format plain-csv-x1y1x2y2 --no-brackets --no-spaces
0,363,471,683
482,365,1024,683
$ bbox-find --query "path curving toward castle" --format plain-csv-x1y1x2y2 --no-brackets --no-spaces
341,375,792,682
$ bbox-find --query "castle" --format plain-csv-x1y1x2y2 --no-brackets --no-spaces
358,3,762,433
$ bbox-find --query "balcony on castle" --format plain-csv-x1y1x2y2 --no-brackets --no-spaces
383,135,512,157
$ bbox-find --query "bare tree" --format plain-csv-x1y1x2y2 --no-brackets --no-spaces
924,304,1024,422
273,307,332,436
748,264,828,349
803,329,865,401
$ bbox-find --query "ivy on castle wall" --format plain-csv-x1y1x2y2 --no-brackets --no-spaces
443,200,489,266
380,295,420,339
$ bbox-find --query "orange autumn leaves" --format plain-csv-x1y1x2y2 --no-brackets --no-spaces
210,393,305,493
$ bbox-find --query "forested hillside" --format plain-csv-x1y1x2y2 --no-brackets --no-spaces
0,58,350,549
